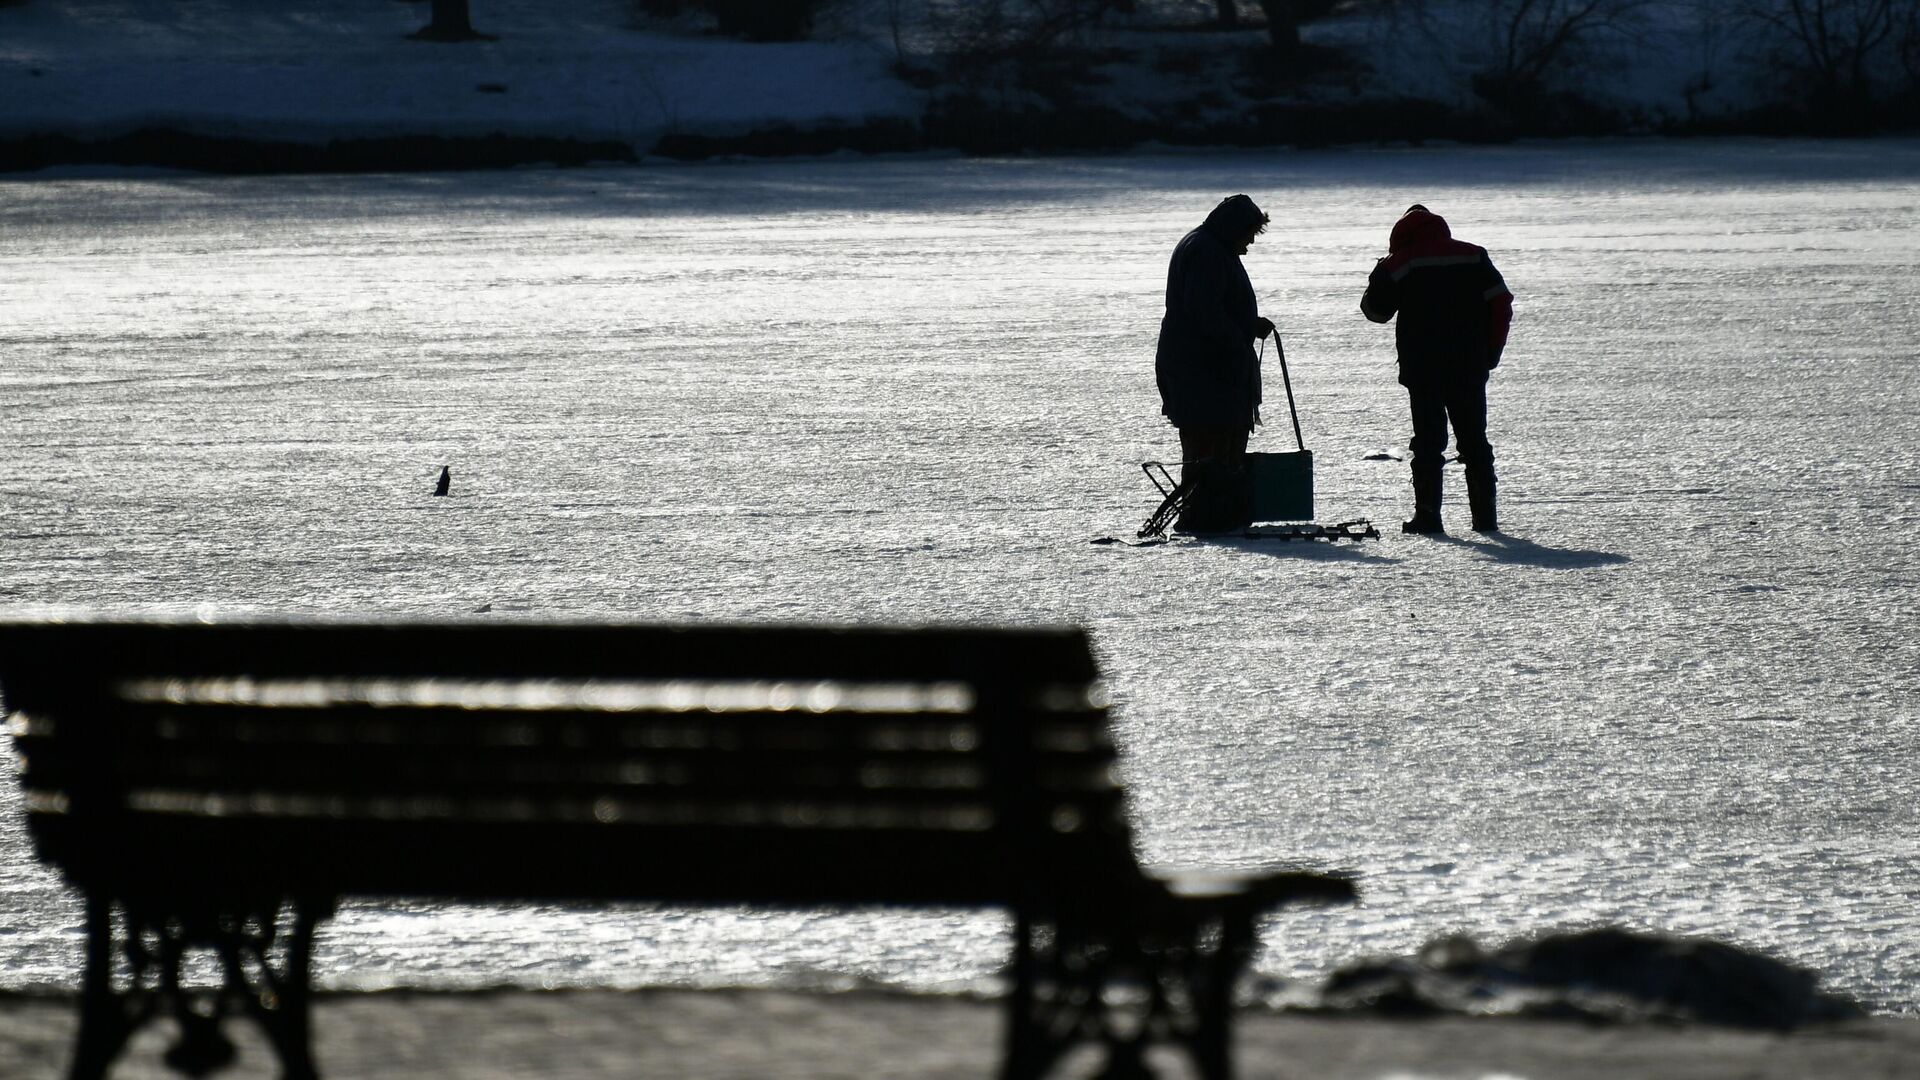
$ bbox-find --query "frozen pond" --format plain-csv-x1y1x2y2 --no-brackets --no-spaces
2,138,1918,1011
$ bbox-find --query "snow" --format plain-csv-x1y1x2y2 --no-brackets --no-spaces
0,0,1859,154
0,0,922,145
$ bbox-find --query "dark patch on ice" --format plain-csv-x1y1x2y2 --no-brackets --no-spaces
1089,533,1394,559
1736,583,1783,593
1455,534,1630,568
1289,927,1864,1029
0,129,636,175
1211,536,1398,563
653,119,921,161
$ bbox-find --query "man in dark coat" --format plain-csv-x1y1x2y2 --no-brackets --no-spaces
1155,194,1276,532
1361,204,1513,533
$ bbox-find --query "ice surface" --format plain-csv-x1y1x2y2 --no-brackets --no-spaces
1,138,1917,1011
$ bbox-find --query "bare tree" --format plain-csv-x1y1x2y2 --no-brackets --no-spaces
1742,0,1903,106
885,0,912,60
1679,0,1737,119
1903,0,1920,86
1472,0,1652,99
929,0,1136,52
1024,0,1138,44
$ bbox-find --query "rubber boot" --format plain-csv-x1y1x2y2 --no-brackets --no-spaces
1468,486,1498,532
1403,467,1444,534
1174,460,1233,534
1174,458,1252,535
1466,464,1498,532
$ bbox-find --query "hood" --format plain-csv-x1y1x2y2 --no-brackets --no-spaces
1389,205,1450,253
1203,194,1267,243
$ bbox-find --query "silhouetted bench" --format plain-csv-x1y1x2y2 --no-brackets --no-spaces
0,618,1355,1080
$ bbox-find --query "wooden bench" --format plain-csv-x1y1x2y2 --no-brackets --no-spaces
0,617,1355,1079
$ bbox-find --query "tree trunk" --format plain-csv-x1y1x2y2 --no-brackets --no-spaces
1257,0,1301,51
710,0,816,41
411,0,492,42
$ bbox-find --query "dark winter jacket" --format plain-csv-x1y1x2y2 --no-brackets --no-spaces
1360,207,1513,387
1155,195,1267,431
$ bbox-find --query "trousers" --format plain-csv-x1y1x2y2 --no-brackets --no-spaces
1175,426,1251,533
1407,377,1494,516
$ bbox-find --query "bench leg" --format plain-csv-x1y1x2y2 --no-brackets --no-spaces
1142,904,1253,1080
1000,910,1058,1080
1186,909,1252,1080
62,894,331,1080
68,897,140,1080
1001,902,1256,1080
1003,909,1110,1080
244,901,325,1080
999,909,1171,1080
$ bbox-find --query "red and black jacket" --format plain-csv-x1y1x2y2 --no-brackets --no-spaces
1360,208,1513,387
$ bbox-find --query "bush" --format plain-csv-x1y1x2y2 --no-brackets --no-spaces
708,0,824,40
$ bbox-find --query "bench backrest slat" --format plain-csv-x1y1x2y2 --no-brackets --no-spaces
0,622,1100,687
2,619,1134,909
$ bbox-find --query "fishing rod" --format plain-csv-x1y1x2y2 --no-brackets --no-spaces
1272,328,1305,453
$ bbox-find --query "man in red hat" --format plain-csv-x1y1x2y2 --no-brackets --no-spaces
1361,204,1513,534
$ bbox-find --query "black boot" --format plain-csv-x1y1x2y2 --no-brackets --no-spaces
1404,467,1444,534
1173,459,1250,535
1467,468,1498,532
1469,494,1498,533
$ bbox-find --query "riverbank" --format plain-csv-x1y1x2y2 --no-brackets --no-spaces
4,0,1914,175
3,988,1917,1078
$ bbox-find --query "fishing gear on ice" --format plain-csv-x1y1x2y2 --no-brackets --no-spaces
1132,333,1377,543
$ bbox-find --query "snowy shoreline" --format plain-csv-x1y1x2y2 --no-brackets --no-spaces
7,109,1908,177
3,987,1919,1079
5,0,1915,174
